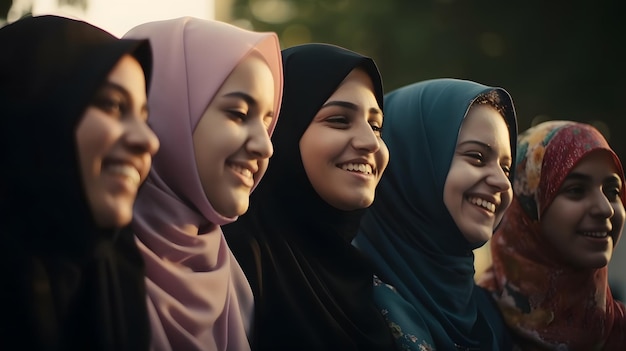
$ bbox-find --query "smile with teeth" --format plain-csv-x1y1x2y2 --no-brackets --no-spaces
107,164,140,186
340,163,373,175
468,196,496,213
581,231,609,238
230,163,253,179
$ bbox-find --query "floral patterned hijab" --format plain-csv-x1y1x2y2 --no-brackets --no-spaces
479,120,626,350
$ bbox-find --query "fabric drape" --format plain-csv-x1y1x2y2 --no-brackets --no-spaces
222,43,396,350
478,120,626,350
354,78,517,350
0,15,152,351
124,17,283,351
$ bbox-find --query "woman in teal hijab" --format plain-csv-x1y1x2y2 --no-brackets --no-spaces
354,78,517,350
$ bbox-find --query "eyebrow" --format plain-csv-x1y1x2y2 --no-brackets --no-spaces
565,172,622,185
101,81,149,115
458,140,492,149
222,91,274,117
321,100,383,116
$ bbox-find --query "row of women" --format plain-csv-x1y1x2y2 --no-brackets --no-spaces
1,14,624,351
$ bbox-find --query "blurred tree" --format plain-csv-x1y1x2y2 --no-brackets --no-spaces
58,0,87,11
232,0,626,159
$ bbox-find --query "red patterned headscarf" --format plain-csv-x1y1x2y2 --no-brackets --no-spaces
479,120,626,350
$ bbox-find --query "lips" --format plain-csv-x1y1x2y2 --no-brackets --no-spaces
468,196,496,213
103,161,141,186
339,162,374,175
229,163,253,179
580,231,609,238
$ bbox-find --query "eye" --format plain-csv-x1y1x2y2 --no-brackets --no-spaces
227,109,248,121
263,115,274,131
562,184,586,199
604,185,621,201
325,115,350,128
464,151,485,165
370,123,383,136
91,94,127,117
501,165,511,177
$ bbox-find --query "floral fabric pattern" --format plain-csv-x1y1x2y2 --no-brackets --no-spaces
374,276,435,351
479,120,626,350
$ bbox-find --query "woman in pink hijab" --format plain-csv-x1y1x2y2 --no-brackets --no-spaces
123,17,283,351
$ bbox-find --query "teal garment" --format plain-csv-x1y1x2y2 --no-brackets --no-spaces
354,78,517,350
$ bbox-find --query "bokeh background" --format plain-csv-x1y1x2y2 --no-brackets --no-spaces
2,0,624,295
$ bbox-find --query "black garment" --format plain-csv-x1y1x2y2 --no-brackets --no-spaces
0,15,152,350
223,43,396,350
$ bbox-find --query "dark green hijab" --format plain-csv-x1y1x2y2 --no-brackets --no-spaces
354,78,517,350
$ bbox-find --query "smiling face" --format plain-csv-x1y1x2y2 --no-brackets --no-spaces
76,54,160,229
299,67,389,211
193,54,275,218
540,151,625,269
443,104,513,244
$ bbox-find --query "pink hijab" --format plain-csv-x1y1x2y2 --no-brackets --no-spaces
123,17,283,351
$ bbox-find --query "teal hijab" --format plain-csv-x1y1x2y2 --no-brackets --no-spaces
354,78,517,350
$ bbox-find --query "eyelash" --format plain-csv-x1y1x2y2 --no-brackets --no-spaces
228,110,248,121
465,152,510,176
561,185,622,201
92,95,128,117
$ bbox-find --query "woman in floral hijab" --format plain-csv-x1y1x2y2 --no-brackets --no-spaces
479,120,626,350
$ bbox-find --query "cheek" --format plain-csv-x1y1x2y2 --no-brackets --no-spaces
376,143,390,175
612,202,626,230
256,158,270,181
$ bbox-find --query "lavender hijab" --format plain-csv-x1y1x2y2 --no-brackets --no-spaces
123,17,283,351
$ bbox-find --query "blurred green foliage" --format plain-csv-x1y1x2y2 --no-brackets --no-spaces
232,0,626,159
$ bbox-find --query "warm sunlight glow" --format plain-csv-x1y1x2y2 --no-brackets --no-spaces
32,0,214,37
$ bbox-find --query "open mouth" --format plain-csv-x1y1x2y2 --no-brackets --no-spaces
468,196,496,213
339,163,373,175
105,163,140,186
229,163,253,179
580,231,609,238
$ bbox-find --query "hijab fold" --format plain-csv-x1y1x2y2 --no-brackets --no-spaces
354,78,517,350
478,120,626,350
0,15,152,350
124,17,282,351
223,43,396,350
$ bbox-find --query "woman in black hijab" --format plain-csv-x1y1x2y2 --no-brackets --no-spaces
223,43,396,350
0,15,159,350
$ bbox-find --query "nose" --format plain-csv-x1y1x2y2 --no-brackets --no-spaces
245,118,273,159
486,165,511,192
590,189,615,219
125,118,160,156
351,120,380,153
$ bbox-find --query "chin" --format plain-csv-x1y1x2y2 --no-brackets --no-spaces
94,210,133,229
462,230,492,245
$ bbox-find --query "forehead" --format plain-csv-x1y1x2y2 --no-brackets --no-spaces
458,105,510,146
326,68,375,100
570,151,621,178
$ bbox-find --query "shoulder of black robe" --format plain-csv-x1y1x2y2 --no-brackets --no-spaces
223,43,397,350
0,15,152,351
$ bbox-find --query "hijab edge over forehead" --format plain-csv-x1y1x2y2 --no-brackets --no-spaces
2,14,153,238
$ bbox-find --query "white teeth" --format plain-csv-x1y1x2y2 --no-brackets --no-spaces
231,164,253,179
341,163,373,174
108,164,140,185
469,196,496,213
582,232,608,238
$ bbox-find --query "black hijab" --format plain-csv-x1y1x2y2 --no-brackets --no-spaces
0,15,152,350
223,43,396,350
